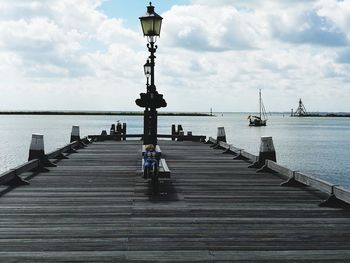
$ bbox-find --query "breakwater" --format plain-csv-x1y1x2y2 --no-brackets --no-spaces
291,113,350,117
0,111,211,116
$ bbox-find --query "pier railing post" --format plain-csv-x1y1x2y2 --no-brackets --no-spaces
70,126,87,148
211,127,226,148
70,126,80,143
110,124,116,135
187,131,193,141
116,122,122,141
28,134,56,169
216,127,226,142
171,124,176,141
28,134,45,161
100,130,107,141
122,123,127,141
178,131,184,141
249,136,276,169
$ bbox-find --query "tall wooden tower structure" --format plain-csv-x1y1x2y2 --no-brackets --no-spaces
291,98,308,117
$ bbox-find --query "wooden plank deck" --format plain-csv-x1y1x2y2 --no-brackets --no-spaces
1,140,350,262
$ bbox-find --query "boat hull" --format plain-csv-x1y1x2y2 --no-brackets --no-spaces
249,119,267,127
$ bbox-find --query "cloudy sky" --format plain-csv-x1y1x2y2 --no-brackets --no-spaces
0,0,349,112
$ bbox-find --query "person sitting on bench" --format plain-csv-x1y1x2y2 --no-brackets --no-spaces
143,144,159,178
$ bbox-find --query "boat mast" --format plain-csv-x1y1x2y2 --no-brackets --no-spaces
259,89,261,119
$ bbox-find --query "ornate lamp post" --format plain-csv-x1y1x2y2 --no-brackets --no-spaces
136,2,167,146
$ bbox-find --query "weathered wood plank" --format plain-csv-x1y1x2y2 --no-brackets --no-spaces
334,186,350,204
294,172,334,195
0,139,349,262
266,160,294,179
0,159,39,185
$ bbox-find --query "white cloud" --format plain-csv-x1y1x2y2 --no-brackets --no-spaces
0,0,142,79
316,0,350,34
162,5,265,51
0,0,349,112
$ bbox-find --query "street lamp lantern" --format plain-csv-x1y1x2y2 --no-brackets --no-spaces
139,2,163,41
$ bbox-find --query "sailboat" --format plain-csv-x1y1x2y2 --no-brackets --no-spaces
248,89,267,126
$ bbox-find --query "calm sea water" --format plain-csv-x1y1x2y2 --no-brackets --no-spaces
0,113,349,189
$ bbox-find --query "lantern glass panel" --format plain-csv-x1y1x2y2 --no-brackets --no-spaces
153,18,162,36
144,63,151,77
140,17,154,36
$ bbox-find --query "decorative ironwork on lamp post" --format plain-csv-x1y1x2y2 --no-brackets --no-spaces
136,2,167,146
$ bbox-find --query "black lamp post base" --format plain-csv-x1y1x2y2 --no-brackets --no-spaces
143,109,158,146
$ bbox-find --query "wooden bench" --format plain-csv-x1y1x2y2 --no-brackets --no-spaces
141,158,171,178
141,145,170,178
159,158,171,178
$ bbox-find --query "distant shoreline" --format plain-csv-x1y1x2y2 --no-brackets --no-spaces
291,113,350,117
0,111,212,117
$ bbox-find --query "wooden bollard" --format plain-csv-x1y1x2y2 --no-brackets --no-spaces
99,130,107,142
171,124,176,141
258,136,276,164
122,123,127,141
249,136,276,169
115,122,122,141
70,126,80,143
71,125,87,148
110,124,115,135
211,127,226,148
28,134,45,161
116,122,122,133
187,131,192,141
216,127,226,142
28,134,56,168
178,130,184,141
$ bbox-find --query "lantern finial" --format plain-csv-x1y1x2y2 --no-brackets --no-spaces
147,2,154,14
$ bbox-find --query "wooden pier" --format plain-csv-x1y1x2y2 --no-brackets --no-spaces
1,139,350,262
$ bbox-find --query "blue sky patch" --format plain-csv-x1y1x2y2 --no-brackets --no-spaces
99,0,191,30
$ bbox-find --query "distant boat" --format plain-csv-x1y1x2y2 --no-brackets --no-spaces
248,89,267,127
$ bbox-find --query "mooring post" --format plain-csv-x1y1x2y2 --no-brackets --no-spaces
211,127,226,148
187,131,193,141
110,124,116,135
171,124,176,141
178,130,184,141
249,136,276,169
100,130,107,141
216,127,226,142
116,122,122,141
122,123,127,141
28,134,56,169
28,134,45,161
116,122,122,132
70,126,80,143
70,125,87,149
